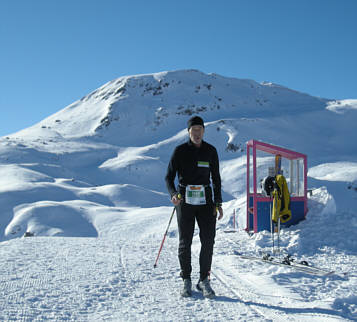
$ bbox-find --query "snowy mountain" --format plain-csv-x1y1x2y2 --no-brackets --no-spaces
0,69,356,320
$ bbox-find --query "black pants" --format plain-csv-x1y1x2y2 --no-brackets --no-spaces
176,202,216,281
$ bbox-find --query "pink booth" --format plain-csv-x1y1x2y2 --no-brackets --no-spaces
246,140,308,233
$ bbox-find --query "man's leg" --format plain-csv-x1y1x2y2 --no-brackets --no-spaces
196,203,216,281
176,203,195,279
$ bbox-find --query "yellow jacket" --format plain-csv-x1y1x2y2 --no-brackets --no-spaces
272,174,292,223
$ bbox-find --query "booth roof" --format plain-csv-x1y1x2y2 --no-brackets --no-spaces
247,139,306,160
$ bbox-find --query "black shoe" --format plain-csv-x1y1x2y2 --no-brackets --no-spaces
181,278,192,297
196,277,215,299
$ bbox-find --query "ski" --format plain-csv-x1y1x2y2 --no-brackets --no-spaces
233,251,341,277
275,154,282,175
261,252,348,277
262,253,339,276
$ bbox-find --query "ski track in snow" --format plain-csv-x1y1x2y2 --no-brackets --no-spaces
1,228,354,321
212,233,352,321
0,236,256,322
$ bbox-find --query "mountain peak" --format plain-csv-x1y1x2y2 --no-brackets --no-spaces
10,70,329,146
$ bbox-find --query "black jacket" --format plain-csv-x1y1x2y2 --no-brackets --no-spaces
165,140,222,204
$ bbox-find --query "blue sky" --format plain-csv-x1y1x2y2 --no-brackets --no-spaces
1,0,356,137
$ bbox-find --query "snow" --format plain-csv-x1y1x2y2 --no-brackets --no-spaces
0,69,356,320
309,162,357,182
326,99,357,114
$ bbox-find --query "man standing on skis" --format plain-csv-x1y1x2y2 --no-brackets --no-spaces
165,115,223,298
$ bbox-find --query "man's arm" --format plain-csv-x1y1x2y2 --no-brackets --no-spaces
165,147,179,198
211,147,222,204
211,147,223,220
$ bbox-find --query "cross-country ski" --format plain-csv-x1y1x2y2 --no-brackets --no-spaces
233,251,348,277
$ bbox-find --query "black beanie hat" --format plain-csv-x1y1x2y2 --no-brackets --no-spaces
187,116,204,130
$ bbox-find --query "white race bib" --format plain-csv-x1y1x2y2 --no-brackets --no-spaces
185,185,206,205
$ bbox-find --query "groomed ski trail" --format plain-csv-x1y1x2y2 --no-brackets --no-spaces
0,236,259,321
211,230,353,321
0,206,355,321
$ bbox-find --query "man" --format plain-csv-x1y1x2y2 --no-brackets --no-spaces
165,116,223,298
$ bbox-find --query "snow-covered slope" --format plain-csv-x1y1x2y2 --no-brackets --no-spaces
10,69,329,145
0,70,356,320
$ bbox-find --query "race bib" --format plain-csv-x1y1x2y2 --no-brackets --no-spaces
185,185,206,205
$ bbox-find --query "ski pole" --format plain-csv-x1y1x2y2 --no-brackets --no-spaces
153,207,175,268
270,197,274,254
273,190,278,254
277,216,281,257
153,194,181,268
